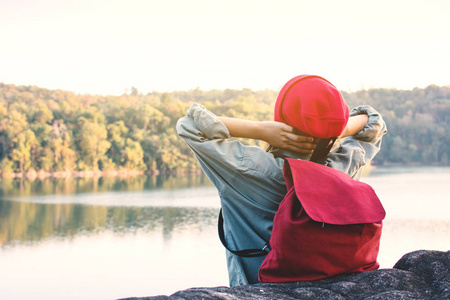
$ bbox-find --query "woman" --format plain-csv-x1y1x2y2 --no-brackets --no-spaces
176,75,387,286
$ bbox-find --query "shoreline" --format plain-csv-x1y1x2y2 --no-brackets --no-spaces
0,168,204,180
1,163,446,181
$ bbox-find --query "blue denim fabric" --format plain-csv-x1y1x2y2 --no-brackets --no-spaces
176,103,387,286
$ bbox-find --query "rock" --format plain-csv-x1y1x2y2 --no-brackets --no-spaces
120,250,450,300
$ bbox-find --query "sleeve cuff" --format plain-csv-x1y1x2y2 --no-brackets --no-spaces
187,103,231,140
350,105,387,142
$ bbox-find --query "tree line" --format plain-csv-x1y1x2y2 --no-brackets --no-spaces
0,83,448,176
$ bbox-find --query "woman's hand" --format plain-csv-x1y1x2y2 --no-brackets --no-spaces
218,117,317,154
260,121,318,154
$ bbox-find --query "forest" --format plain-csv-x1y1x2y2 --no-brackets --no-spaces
0,82,449,177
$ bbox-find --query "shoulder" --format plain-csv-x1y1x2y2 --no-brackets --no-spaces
238,146,285,183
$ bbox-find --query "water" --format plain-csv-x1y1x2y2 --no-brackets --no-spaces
0,167,449,300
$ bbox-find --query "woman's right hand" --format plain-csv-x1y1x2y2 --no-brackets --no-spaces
260,121,318,154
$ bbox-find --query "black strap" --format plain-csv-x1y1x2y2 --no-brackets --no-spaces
309,137,337,164
218,209,270,257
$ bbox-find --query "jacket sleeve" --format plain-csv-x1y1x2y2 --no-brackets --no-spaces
176,103,285,196
326,105,387,179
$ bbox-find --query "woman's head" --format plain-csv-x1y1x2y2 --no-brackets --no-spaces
274,75,349,139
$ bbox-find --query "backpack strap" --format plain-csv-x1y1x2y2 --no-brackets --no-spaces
218,209,270,257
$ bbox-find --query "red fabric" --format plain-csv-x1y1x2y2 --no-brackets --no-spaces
258,159,385,282
274,75,349,139
290,160,385,224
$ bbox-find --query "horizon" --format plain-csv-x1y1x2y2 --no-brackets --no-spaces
0,80,448,97
1,0,449,96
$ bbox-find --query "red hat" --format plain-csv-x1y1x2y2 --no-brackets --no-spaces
274,75,349,138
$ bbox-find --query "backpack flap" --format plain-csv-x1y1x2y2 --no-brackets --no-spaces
285,158,385,225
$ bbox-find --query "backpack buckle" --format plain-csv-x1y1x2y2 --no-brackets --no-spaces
261,244,271,253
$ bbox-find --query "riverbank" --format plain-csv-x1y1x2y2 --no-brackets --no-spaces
0,168,204,180
1,163,446,181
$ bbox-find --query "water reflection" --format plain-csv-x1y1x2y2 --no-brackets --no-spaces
0,173,210,197
0,174,218,248
1,167,449,300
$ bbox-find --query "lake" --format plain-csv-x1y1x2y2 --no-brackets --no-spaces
0,166,449,300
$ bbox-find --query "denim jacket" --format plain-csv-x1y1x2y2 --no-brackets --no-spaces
176,103,387,286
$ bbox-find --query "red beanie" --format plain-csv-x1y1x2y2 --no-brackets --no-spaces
274,75,349,139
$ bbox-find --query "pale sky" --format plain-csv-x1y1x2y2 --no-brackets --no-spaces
1,0,449,95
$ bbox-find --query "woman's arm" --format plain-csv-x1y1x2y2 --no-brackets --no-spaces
176,103,288,195
327,105,387,179
339,114,369,138
218,110,370,153
218,117,317,154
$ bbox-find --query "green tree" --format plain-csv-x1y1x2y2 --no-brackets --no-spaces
10,129,38,172
76,118,111,170
31,103,54,125
107,120,129,166
122,138,145,170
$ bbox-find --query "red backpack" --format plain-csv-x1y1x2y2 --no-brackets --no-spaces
219,158,386,282
258,158,385,282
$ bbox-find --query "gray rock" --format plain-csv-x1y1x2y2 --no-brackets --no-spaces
120,250,450,300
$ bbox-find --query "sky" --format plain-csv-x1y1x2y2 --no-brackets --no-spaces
0,0,449,96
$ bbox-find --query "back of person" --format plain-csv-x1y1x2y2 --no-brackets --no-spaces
176,75,387,286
